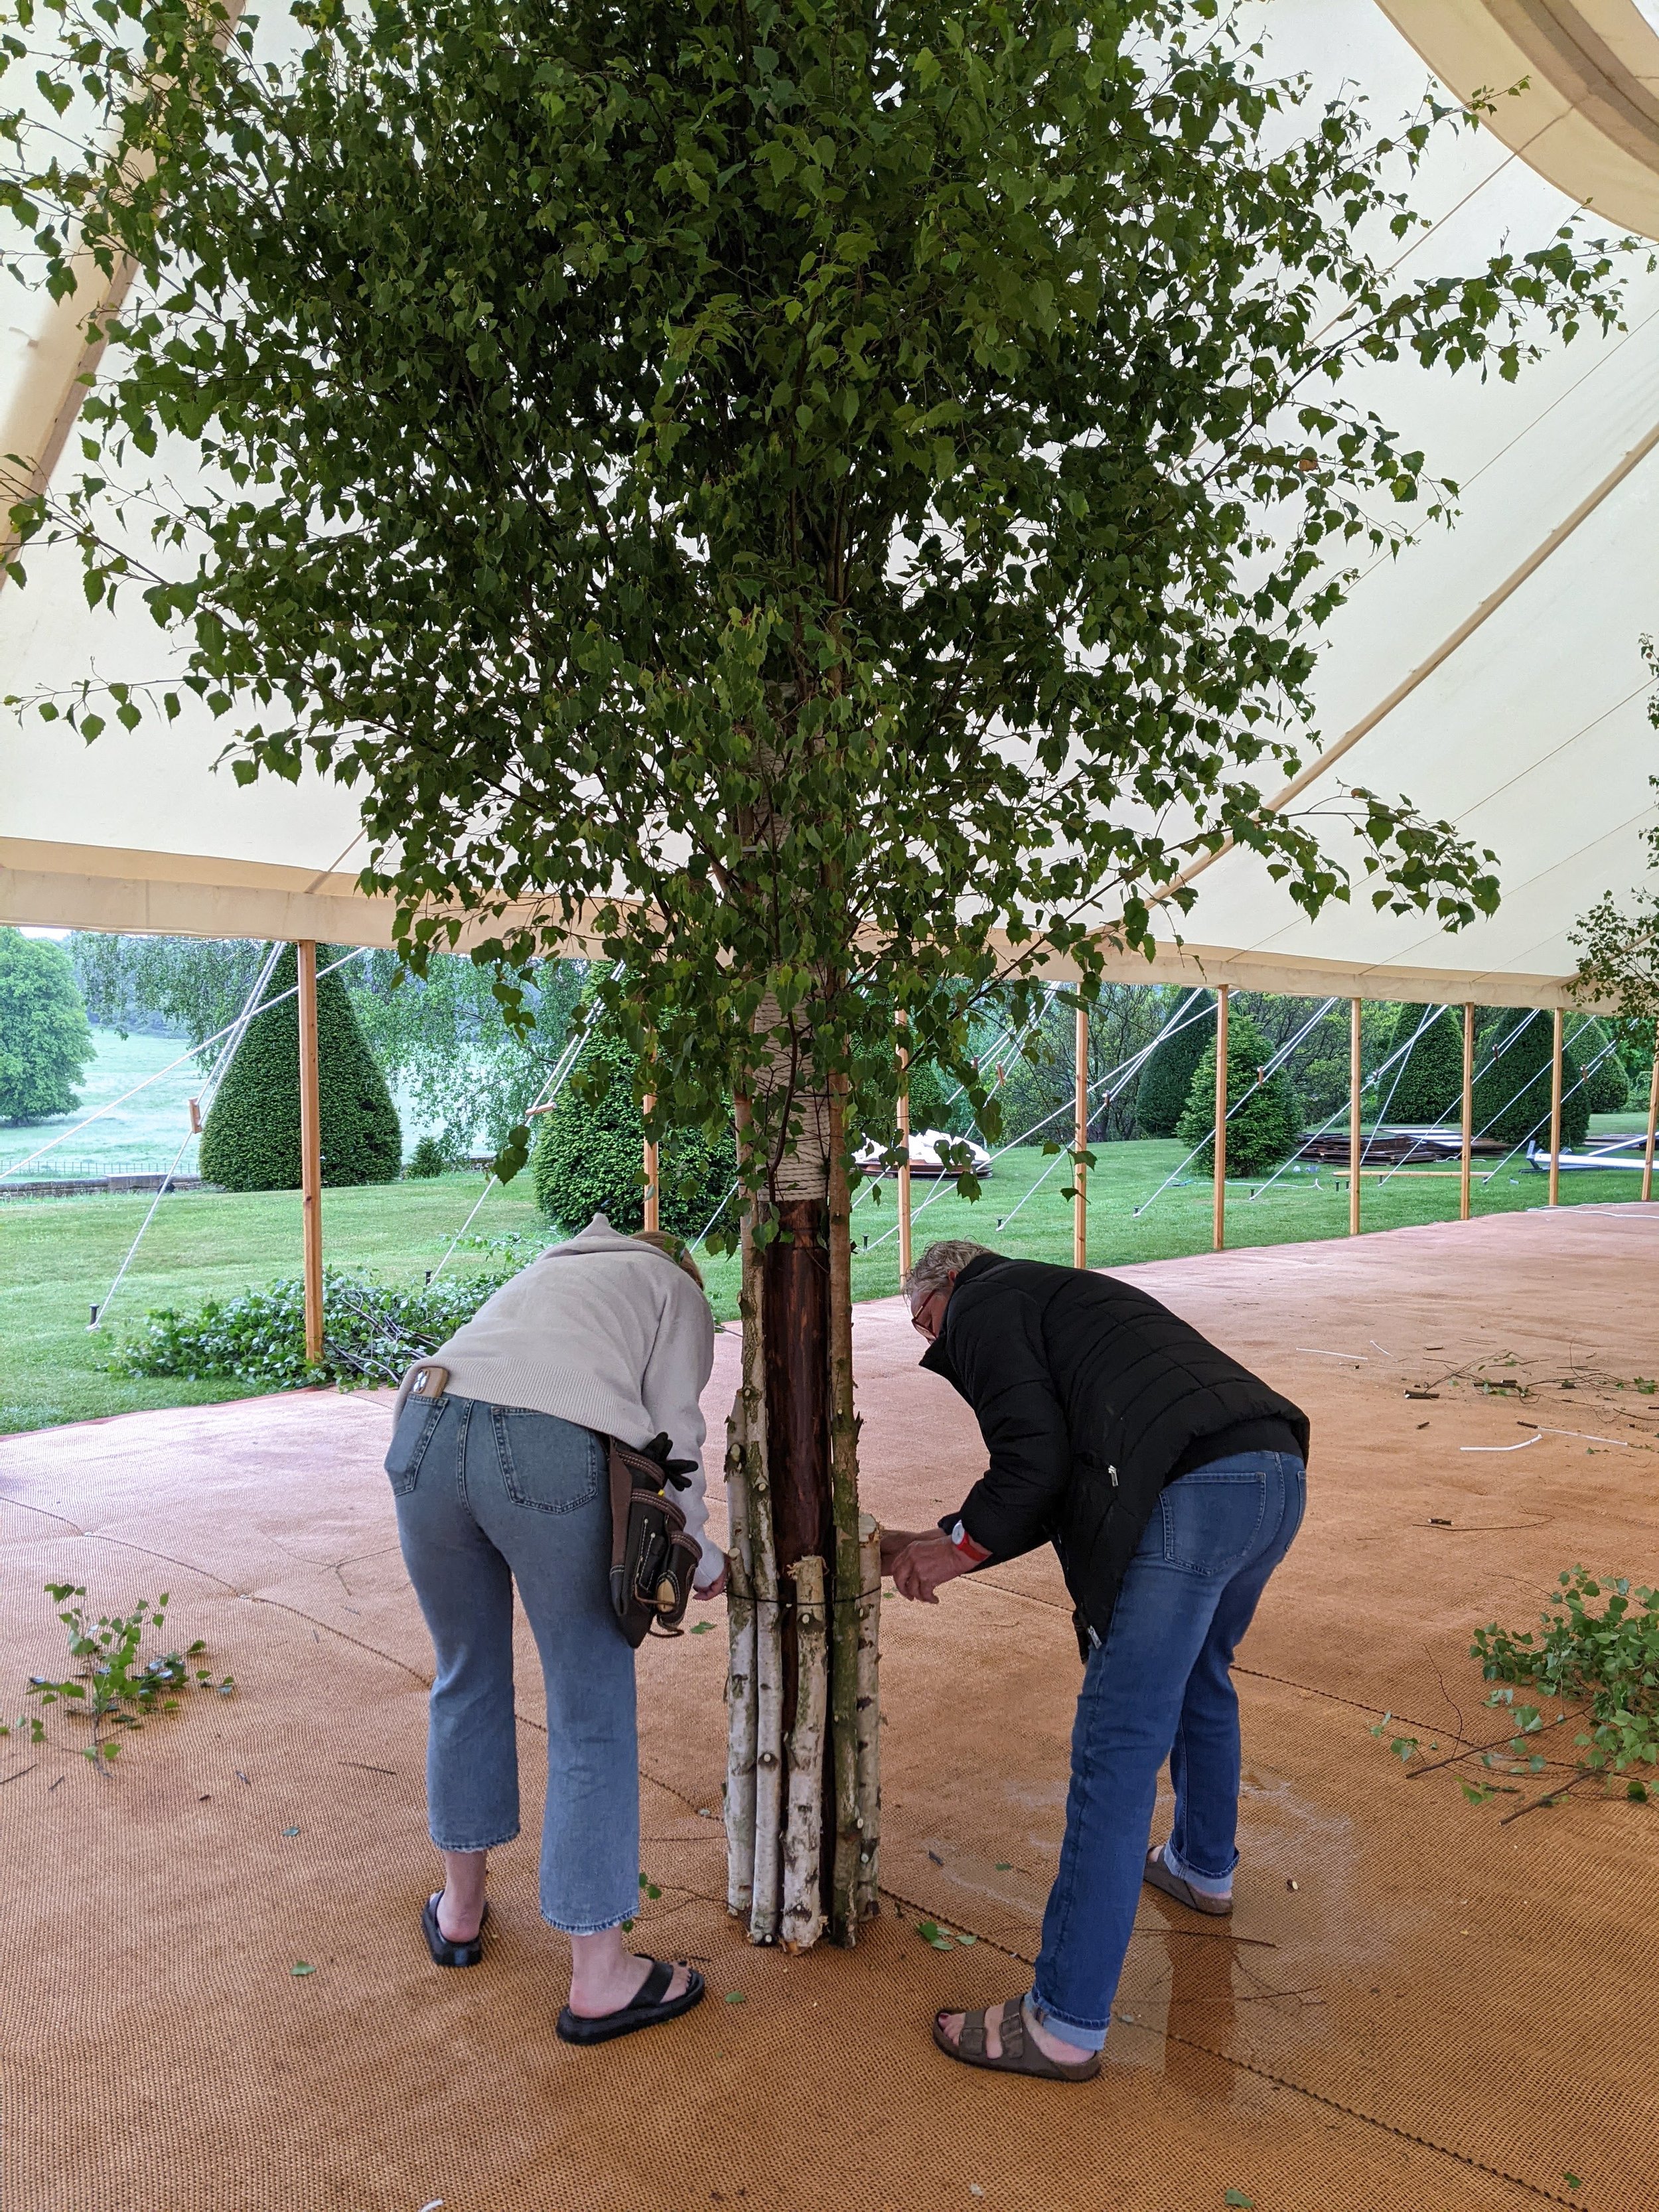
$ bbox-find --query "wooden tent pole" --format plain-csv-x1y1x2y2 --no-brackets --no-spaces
1548,1009,1563,1207
1642,1043,1658,1205
297,940,324,1366
1212,986,1229,1253
1348,997,1362,1237
1459,1002,1474,1222
896,1009,912,1284
1073,1002,1089,1269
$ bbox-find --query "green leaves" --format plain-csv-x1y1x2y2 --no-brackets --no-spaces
1473,1567,1659,1779
22,1582,232,1767
0,0,1636,1167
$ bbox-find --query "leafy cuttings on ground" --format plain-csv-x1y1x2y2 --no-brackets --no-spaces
108,1266,518,1391
21,1584,234,1767
1474,1569,1659,1782
1368,1570,1659,1819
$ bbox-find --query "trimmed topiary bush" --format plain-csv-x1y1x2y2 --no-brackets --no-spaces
1568,1017,1629,1114
1471,1009,1589,1149
0,927,95,1122
199,944,401,1191
531,1025,736,1236
1175,1005,1297,1177
1378,1001,1462,1125
1135,991,1217,1136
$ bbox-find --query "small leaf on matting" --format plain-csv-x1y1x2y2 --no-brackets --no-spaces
1563,2177,1582,2192
689,1621,714,1634
1224,2193,1255,2209
994,1862,1012,1872
916,1920,954,1952
724,1991,747,2006
957,1934,977,1946
281,1825,300,1837
291,1962,315,1977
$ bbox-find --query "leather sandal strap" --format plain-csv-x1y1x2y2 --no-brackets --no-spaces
633,1957,676,2008
999,1998,1027,2060
956,2006,989,2059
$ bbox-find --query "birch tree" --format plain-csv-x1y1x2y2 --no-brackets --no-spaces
1,0,1632,1944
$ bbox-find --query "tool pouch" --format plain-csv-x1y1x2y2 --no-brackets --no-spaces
608,1431,701,1648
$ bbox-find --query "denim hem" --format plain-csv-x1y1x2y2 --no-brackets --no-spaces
539,1908,636,1937
429,1827,521,1852
1026,1988,1109,2054
1162,1836,1236,1893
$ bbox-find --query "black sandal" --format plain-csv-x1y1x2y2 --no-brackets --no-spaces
423,1893,488,1968
557,1958,705,2046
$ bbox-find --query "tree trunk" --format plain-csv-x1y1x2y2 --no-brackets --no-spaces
723,1024,876,1946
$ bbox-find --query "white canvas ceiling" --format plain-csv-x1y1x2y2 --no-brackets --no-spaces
2,0,1657,1007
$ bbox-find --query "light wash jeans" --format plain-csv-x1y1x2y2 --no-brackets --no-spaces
1027,1449,1306,2051
386,1393,638,1935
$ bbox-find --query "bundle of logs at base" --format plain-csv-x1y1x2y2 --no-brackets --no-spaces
1297,1127,1503,1166
723,1366,880,1951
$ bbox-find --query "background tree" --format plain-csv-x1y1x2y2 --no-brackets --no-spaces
1134,992,1219,1137
1376,1001,1463,1125
69,933,267,1061
1175,1005,1297,1178
532,1018,737,1236
1470,1009,1589,1151
199,945,402,1190
3,0,1628,1947
0,929,94,1122
1565,1014,1628,1114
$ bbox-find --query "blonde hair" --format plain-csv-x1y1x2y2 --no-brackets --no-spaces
634,1229,705,1289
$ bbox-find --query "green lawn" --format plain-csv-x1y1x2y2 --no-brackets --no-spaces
1,1029,206,1181
3,1134,1649,1434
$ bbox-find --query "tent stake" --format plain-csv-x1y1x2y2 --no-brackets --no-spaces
1459,1003,1474,1222
1212,986,1229,1252
1642,1044,1658,1206
1548,1009,1563,1207
1348,998,1362,1237
297,940,324,1366
895,1009,912,1284
1073,1002,1089,1269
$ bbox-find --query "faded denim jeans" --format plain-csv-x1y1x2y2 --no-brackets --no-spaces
1028,1449,1306,2051
386,1393,638,1935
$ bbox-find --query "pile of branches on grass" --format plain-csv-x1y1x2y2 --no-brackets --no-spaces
109,1267,514,1390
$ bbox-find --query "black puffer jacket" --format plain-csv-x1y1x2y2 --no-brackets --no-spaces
920,1254,1309,1643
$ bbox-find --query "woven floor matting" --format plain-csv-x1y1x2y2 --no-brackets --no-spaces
3,1205,1656,2211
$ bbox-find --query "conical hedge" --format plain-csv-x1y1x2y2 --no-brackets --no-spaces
1567,1015,1629,1114
1470,1009,1588,1151
200,944,401,1191
1135,990,1218,1136
531,1023,736,1236
1377,1002,1462,1125
1175,1005,1298,1177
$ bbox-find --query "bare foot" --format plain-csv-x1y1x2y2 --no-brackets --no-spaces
567,1953,693,2019
935,1998,1096,2067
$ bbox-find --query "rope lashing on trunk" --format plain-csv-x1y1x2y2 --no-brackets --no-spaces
86,945,373,1331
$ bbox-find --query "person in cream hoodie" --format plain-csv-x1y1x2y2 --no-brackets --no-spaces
386,1213,722,2046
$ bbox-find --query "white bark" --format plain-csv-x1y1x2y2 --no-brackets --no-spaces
853,1512,883,1919
741,1206,786,1946
722,1392,758,1922
779,1554,828,1954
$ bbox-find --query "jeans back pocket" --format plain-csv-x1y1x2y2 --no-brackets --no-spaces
1158,1469,1267,1577
493,1410,604,1514
386,1395,444,1495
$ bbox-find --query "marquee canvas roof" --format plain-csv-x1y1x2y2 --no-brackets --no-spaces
3,0,1657,1008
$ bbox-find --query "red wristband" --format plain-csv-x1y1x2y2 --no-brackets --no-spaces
950,1520,991,1565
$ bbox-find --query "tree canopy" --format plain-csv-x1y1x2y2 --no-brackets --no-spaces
1,0,1626,1208
0,928,94,1122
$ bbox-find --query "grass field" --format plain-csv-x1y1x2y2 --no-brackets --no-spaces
0,1030,206,1181
3,1131,1650,1434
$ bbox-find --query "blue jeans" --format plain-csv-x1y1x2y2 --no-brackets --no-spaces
386,1394,639,1935
1029,1449,1305,2051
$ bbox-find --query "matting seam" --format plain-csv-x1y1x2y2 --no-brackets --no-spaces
877,1882,1584,2210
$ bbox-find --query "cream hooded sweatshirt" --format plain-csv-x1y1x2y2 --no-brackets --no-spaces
394,1215,719,1578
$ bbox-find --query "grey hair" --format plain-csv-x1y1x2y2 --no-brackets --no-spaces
903,1238,995,1307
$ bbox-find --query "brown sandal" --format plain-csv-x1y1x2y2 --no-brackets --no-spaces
1143,1844,1233,1917
932,1996,1100,2082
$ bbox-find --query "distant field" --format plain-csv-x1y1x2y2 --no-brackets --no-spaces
2,1132,1648,1434
1,1030,204,1180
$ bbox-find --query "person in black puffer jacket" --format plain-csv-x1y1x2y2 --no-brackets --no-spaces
883,1240,1307,2085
